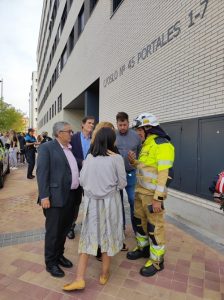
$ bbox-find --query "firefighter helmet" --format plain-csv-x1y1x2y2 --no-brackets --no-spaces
132,113,159,128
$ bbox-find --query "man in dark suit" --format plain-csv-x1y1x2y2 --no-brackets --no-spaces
37,121,80,278
67,116,95,239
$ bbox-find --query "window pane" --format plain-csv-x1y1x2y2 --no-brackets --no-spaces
78,5,84,36
113,0,123,12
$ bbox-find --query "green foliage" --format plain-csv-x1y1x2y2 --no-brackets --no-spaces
0,98,26,132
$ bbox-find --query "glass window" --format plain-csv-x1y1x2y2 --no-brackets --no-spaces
113,0,123,12
78,5,84,36
58,94,62,112
61,4,67,33
90,0,98,14
68,27,74,54
52,104,54,118
61,46,67,70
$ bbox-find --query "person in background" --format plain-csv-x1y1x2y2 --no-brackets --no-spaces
17,132,26,164
67,116,95,239
41,131,52,144
115,112,142,233
209,171,224,211
90,122,115,145
37,134,43,143
9,130,20,170
37,121,80,278
63,127,127,291
0,131,9,148
25,128,39,179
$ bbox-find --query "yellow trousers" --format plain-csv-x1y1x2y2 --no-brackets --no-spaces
134,192,165,246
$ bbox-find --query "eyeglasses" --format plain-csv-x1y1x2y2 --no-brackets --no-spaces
60,130,73,134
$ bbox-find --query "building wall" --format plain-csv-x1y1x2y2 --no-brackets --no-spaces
37,0,224,127
37,1,224,238
100,0,224,123
29,71,38,129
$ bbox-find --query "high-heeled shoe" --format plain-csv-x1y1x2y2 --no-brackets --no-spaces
99,273,110,285
63,279,85,291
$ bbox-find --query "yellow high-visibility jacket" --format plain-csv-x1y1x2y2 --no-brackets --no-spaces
134,134,175,201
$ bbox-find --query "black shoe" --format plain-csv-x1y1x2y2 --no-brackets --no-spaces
46,265,65,277
121,243,128,251
58,255,73,268
96,246,102,261
140,260,164,277
67,228,75,239
127,246,150,260
27,175,35,179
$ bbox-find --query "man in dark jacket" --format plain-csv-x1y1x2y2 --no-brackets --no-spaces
37,121,80,278
41,131,53,144
25,128,39,179
67,116,95,239
17,132,26,163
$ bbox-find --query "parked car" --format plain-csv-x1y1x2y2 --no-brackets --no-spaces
0,141,10,188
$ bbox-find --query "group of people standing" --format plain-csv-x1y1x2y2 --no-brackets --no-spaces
0,130,27,169
36,111,175,292
0,129,53,176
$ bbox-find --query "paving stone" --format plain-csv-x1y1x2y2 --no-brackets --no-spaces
0,165,224,299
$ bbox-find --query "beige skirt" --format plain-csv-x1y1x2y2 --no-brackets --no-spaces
78,190,124,256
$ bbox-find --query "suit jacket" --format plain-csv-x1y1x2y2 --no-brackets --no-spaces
70,132,84,171
36,139,74,207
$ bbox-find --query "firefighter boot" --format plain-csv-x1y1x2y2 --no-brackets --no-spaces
127,246,150,260
140,259,164,277
140,244,165,276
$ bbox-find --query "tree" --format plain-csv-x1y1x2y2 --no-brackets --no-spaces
0,98,26,132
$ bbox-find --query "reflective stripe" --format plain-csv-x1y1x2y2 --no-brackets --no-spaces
136,232,149,248
137,169,158,179
158,160,173,166
150,245,165,262
156,185,166,193
144,259,162,270
144,259,153,268
132,246,139,252
138,178,167,194
137,178,157,190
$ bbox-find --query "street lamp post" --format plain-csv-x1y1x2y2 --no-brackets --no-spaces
0,79,3,100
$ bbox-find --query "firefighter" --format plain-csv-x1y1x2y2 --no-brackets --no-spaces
127,113,175,277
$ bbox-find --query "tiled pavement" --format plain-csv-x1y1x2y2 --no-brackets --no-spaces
0,166,224,299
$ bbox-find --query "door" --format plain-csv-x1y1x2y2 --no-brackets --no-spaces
198,116,224,199
162,122,182,189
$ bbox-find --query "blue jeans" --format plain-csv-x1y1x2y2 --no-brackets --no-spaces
120,170,136,233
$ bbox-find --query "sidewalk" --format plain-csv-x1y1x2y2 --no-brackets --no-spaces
0,166,224,299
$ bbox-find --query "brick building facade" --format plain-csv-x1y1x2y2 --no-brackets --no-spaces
37,0,224,239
